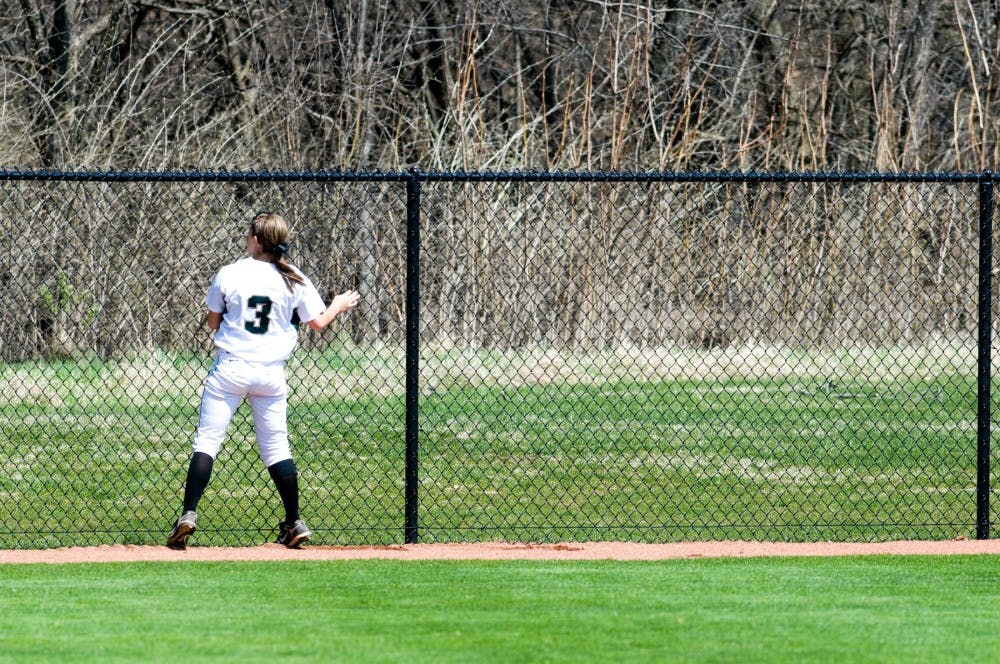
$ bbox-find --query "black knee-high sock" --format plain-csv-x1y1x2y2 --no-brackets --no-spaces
267,458,299,523
182,452,215,513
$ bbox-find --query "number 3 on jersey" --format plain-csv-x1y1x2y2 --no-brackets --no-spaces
245,295,272,334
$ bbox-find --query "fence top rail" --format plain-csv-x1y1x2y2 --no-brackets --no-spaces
0,168,990,184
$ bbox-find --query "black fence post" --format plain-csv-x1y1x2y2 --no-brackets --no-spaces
977,171,994,540
404,170,421,544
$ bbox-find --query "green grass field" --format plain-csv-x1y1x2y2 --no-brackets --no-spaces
2,556,1000,662
0,341,996,547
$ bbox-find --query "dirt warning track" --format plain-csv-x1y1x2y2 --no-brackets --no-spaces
3,539,1000,564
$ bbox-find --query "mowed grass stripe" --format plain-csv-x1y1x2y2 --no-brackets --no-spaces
2,557,1000,662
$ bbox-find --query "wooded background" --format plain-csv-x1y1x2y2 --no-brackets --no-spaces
3,0,998,172
0,1,989,357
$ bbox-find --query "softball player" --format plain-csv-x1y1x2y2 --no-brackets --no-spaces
167,212,360,549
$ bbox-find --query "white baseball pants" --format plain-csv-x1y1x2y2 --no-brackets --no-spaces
192,350,292,467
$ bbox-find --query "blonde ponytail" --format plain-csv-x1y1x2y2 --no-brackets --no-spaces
249,212,306,292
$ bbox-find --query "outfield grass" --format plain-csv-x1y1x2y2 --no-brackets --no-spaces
2,556,1000,662
0,342,994,547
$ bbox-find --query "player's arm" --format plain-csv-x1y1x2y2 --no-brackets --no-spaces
307,290,361,332
204,271,225,331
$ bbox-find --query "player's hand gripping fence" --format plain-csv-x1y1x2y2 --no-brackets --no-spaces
0,170,993,547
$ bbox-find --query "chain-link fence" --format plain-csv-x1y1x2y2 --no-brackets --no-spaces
0,170,994,547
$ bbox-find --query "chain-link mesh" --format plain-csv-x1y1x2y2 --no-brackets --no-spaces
0,177,406,547
0,172,992,547
419,177,985,542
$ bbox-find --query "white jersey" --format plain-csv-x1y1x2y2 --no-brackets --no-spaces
206,257,326,363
